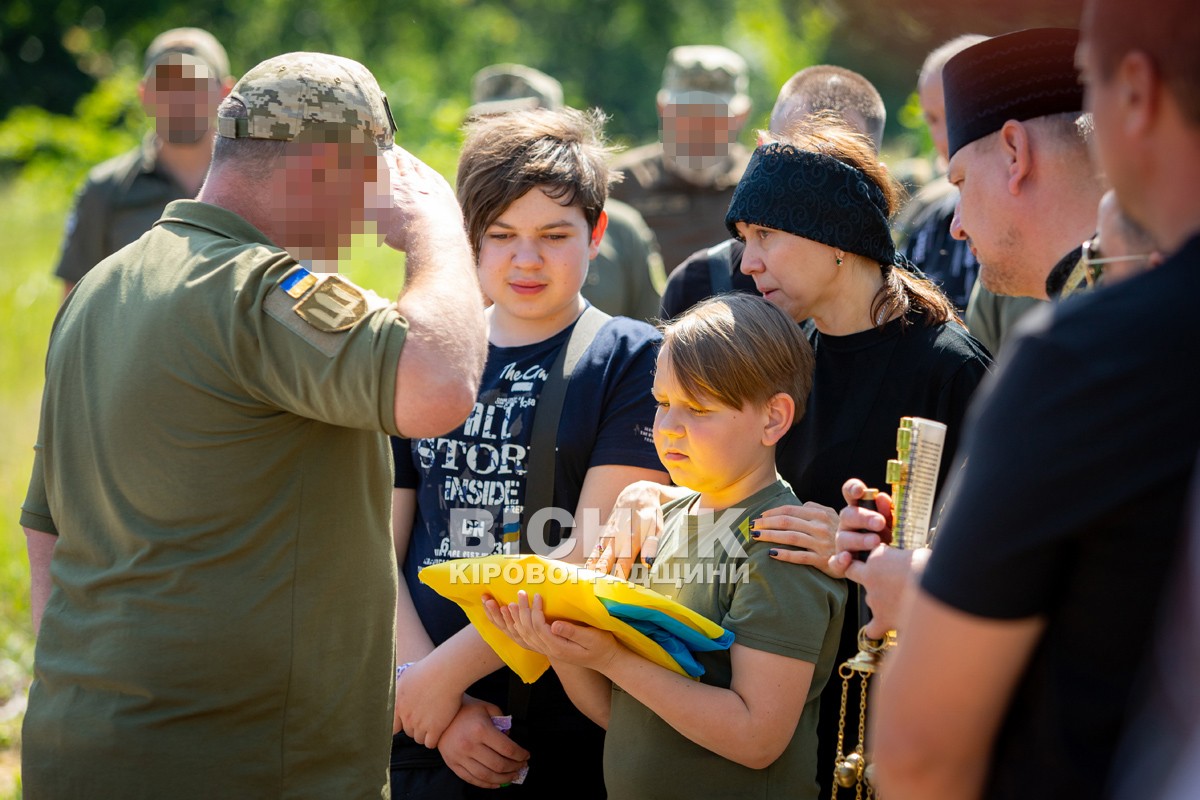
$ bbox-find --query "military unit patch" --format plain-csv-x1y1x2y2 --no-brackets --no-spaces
265,267,393,356
292,274,370,333
275,268,375,333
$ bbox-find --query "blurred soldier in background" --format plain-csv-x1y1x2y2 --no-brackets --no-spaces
53,27,234,296
611,45,752,272
659,64,886,320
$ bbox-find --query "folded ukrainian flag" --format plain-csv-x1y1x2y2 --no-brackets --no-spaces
420,554,734,683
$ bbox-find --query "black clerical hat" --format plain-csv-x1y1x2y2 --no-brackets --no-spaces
944,28,1083,159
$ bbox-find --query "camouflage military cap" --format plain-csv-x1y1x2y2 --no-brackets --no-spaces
469,63,564,118
216,52,396,149
658,45,751,116
144,27,230,81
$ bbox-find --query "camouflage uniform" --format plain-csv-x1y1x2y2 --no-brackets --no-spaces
610,45,752,272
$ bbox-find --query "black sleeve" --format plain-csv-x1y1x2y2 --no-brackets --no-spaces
391,435,418,489
660,240,753,320
921,334,1072,618
659,257,713,320
54,177,111,285
932,334,993,492
921,314,1167,620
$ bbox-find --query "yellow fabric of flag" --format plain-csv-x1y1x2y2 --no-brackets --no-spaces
419,554,729,683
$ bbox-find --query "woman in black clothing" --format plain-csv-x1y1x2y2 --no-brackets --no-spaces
728,120,991,795
732,121,990,541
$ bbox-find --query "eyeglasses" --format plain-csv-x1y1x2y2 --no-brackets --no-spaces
1079,237,1151,288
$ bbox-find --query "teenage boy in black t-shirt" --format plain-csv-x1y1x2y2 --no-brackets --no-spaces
389,107,669,797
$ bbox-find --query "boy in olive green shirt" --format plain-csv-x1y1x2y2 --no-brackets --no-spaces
487,294,846,799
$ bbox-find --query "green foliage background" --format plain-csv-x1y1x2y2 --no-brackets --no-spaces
0,0,1083,793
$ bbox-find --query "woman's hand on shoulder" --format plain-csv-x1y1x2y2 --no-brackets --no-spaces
751,500,840,577
585,481,687,578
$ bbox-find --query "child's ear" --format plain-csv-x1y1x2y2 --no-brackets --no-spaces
588,210,609,259
761,392,794,446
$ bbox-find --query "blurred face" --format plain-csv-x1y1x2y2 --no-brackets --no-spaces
1093,189,1155,282
143,60,223,145
947,138,1028,296
736,221,839,323
919,76,949,162
662,99,736,171
652,345,771,507
274,140,381,263
477,186,602,334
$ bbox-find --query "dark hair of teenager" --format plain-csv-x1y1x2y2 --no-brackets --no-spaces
456,106,618,255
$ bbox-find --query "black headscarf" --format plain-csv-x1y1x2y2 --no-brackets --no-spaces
725,142,897,267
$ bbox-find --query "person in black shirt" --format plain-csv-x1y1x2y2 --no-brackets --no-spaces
862,16,1200,800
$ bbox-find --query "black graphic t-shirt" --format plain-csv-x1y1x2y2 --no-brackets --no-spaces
393,314,662,653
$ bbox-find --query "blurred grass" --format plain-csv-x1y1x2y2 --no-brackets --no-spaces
0,175,63,800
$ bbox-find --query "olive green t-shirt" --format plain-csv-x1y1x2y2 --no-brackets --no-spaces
21,200,409,798
604,480,847,800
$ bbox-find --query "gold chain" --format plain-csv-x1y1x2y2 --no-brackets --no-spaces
858,670,870,800
831,633,890,800
832,663,851,797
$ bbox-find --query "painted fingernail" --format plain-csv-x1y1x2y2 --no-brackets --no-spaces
644,557,655,567
750,530,760,538
769,549,779,557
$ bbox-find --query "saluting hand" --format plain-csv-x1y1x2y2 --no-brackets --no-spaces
379,146,464,253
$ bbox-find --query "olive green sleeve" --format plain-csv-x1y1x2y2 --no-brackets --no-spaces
601,200,666,324
723,541,846,662
20,442,57,536
234,263,409,437
621,207,667,323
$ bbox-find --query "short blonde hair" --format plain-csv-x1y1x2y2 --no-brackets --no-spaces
661,293,814,422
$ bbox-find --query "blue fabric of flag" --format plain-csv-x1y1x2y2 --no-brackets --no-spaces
598,598,735,678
